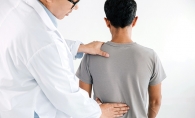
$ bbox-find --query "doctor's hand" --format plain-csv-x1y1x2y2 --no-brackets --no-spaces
96,98,130,118
78,41,109,57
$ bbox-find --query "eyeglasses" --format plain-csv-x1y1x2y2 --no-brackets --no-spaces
68,0,80,9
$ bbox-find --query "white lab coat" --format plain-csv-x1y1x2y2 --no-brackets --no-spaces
0,0,101,118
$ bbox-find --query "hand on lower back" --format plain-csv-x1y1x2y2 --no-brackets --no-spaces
100,102,129,118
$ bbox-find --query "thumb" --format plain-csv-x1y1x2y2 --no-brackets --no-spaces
98,50,109,58
96,98,102,105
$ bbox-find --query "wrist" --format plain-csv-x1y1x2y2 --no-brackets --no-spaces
78,44,86,53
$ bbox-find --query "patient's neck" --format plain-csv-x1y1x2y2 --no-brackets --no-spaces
111,26,133,44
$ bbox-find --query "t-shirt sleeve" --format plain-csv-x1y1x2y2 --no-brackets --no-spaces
76,54,93,84
149,51,167,86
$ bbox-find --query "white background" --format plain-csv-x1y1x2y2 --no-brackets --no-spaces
58,0,195,117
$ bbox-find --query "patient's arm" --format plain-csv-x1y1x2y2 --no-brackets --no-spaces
79,80,92,97
148,83,162,118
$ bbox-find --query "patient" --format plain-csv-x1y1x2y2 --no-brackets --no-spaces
76,0,166,117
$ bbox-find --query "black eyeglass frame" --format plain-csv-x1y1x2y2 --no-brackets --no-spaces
68,0,80,9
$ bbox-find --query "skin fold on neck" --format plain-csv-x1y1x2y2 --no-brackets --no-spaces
110,26,133,44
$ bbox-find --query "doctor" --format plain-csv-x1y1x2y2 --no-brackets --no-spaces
0,0,129,118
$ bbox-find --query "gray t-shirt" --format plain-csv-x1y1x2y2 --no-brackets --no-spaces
76,41,166,118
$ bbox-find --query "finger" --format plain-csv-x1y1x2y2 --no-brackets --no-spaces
95,98,99,101
99,41,105,45
98,51,109,57
112,103,129,107
114,110,128,115
114,107,129,111
95,98,102,105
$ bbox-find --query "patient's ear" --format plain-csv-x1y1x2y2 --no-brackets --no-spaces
104,18,111,28
132,16,138,27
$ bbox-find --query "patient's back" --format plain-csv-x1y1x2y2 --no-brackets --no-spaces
76,41,166,118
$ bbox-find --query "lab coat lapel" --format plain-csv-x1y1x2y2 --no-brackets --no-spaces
23,0,65,42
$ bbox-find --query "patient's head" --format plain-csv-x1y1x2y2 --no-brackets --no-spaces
104,0,137,28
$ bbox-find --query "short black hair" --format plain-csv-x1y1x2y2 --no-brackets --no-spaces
104,0,137,28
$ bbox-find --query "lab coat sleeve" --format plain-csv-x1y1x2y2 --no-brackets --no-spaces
26,42,101,118
65,39,84,59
